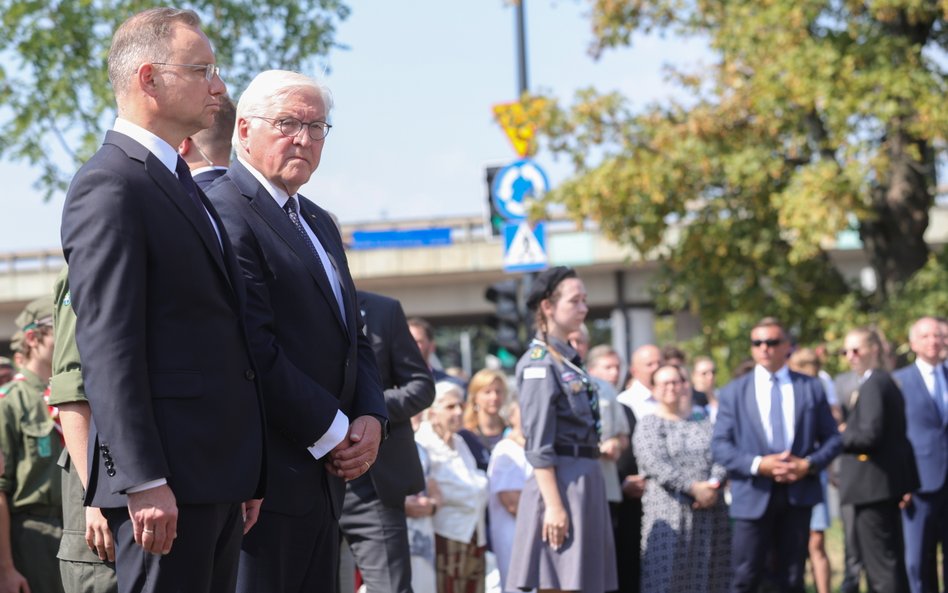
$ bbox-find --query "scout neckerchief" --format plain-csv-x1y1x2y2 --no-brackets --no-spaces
530,337,602,437
3,372,63,445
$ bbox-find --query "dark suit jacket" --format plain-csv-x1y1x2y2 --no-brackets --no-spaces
193,168,227,190
894,363,948,493
61,131,266,508
712,369,842,520
357,290,434,507
839,370,919,506
206,159,387,517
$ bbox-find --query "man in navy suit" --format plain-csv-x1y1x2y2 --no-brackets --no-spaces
178,95,235,189
61,8,266,592
894,316,948,593
712,317,841,593
206,70,387,593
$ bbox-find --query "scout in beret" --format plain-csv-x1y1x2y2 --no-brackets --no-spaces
0,295,65,593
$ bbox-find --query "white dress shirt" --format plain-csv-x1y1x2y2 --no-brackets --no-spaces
617,379,657,421
750,365,795,475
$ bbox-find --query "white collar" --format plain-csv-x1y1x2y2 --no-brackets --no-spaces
237,154,294,208
755,364,790,382
113,118,178,174
916,358,938,376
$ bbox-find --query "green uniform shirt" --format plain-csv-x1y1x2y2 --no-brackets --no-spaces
49,266,85,408
0,368,63,513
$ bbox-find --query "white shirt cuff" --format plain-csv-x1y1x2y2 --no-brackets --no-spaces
126,478,168,493
307,410,350,460
750,456,762,476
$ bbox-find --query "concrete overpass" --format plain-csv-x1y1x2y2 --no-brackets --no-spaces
2,207,946,366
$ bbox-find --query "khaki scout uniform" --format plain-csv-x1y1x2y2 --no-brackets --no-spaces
0,365,65,593
49,266,118,593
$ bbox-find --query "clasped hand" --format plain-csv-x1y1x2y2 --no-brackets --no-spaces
325,415,382,481
759,451,811,484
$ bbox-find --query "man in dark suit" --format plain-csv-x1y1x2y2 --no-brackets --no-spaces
712,317,841,593
894,316,948,593
178,95,235,189
338,290,434,592
60,8,266,593
206,69,387,593
838,327,917,593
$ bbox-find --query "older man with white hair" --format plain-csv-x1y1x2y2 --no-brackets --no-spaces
206,70,387,593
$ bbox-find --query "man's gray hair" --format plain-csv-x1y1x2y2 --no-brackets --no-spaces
108,8,202,98
234,70,334,148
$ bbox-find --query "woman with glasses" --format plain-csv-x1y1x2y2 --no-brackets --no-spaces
635,364,731,593
505,267,617,593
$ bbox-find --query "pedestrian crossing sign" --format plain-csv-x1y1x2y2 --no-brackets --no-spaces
503,222,547,273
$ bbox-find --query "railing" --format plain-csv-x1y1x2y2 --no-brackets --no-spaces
0,249,65,275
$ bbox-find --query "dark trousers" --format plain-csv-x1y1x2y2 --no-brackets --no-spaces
614,498,641,593
237,483,338,593
730,487,810,593
105,503,242,593
902,487,948,593
854,499,909,593
339,475,412,593
841,503,873,593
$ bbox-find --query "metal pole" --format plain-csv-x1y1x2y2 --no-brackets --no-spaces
515,0,529,95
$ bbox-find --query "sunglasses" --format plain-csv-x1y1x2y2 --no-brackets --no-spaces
751,339,783,348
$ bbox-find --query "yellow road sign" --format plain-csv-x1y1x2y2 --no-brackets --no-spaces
492,98,547,158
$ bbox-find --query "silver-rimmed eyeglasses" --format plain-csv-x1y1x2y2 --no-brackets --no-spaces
152,62,220,82
251,116,332,141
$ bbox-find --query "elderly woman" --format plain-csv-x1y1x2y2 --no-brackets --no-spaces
415,381,489,593
635,364,730,593
487,397,531,593
506,266,617,593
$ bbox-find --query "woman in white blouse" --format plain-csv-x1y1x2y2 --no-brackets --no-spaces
415,381,490,593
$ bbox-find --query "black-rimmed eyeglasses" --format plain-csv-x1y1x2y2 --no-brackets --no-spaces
251,116,332,141
152,62,220,82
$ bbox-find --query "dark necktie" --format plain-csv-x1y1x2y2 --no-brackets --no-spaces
770,374,787,453
284,197,324,267
175,156,206,215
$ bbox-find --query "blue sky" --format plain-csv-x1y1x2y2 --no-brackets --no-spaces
0,0,707,252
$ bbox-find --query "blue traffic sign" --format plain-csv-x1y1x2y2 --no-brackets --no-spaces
491,159,549,222
503,222,548,273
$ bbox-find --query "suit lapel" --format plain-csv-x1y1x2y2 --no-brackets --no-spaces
791,372,806,452
742,375,770,452
298,200,351,338
229,162,347,335
105,132,233,293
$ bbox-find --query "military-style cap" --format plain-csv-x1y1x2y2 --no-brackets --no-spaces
526,266,578,311
15,295,54,333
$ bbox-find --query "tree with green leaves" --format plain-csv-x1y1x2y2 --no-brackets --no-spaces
0,0,348,199
529,0,948,371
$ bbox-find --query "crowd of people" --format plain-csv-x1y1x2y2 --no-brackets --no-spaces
0,6,946,593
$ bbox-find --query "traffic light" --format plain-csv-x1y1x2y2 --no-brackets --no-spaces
485,166,503,236
485,279,524,357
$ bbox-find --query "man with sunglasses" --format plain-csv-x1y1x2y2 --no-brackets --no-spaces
712,317,840,593
61,8,266,592
206,70,387,593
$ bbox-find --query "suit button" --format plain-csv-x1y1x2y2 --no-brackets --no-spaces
345,358,350,368
245,369,255,381
107,469,116,477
